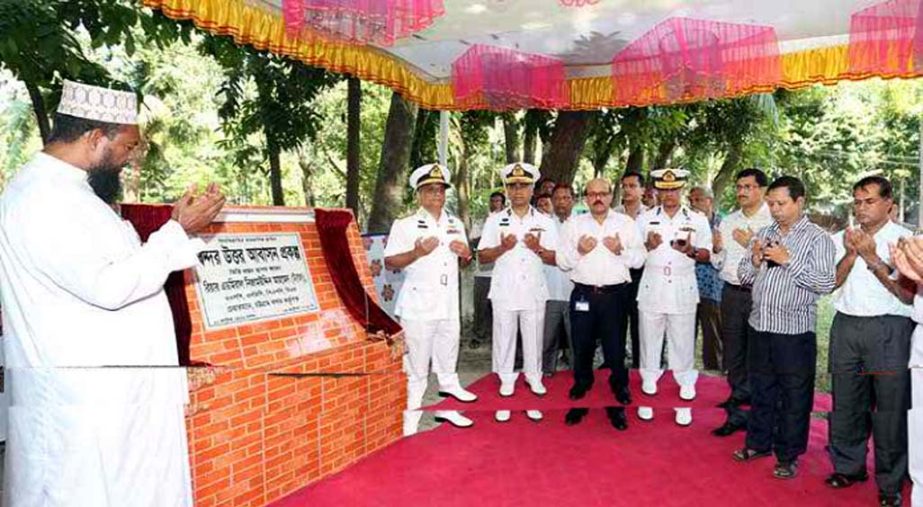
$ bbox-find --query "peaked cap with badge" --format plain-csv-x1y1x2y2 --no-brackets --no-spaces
409,163,452,190
650,168,689,190
501,162,540,185
57,80,139,125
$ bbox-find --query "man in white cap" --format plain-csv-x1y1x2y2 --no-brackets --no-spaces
635,168,713,427
384,163,478,436
0,80,225,506
478,162,557,423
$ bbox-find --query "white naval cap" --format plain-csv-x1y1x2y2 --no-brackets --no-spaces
650,167,690,190
409,163,452,190
56,79,138,125
501,162,540,185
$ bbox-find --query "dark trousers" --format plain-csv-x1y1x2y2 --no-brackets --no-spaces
542,300,572,373
827,313,912,494
571,283,629,391
746,327,816,464
474,276,492,343
619,268,643,369
720,284,753,426
697,298,723,371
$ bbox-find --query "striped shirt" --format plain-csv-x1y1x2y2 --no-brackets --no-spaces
738,215,836,334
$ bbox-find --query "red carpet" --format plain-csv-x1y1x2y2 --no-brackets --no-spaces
271,372,904,507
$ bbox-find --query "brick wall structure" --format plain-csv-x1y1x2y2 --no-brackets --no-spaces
181,207,404,507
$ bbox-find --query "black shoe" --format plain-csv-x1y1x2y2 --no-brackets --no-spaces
613,386,632,405
569,384,589,400
879,491,902,506
773,461,798,480
717,397,739,409
565,408,588,426
711,422,744,437
824,471,868,489
470,339,481,350
606,406,628,431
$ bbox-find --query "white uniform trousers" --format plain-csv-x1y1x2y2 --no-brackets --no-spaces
491,304,544,386
910,367,923,507
401,318,463,435
638,310,699,388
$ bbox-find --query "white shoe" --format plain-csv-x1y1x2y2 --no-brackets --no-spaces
434,411,474,428
403,412,422,436
527,378,547,396
495,410,511,422
679,385,696,401
675,408,692,426
438,385,479,403
641,380,658,396
637,406,654,421
525,410,543,422
499,382,515,397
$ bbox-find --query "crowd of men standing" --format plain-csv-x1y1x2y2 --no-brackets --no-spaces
384,161,923,507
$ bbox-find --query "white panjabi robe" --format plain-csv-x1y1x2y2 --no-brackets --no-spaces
0,152,201,506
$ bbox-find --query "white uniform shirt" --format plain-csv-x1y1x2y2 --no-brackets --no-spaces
712,202,772,286
557,210,645,286
479,206,557,310
472,211,499,278
384,208,466,321
0,153,200,505
544,215,575,302
832,221,913,318
636,205,713,314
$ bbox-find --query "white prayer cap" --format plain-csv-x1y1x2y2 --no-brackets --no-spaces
56,80,138,125
501,162,540,185
409,163,452,190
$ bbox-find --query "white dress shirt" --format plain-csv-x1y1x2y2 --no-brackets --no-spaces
384,208,467,321
0,152,199,505
479,206,558,310
832,221,913,317
636,205,713,313
544,215,575,302
557,209,645,286
712,202,772,286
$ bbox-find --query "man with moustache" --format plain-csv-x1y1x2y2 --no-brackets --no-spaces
557,178,645,430
614,171,649,369
733,176,835,480
710,168,773,437
542,183,575,375
384,163,479,435
689,185,724,372
0,80,225,506
825,176,914,506
478,163,557,423
636,168,712,427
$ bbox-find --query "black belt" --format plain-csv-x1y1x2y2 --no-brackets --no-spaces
574,282,624,294
725,283,751,293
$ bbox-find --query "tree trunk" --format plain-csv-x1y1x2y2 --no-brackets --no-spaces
502,113,520,163
299,149,317,207
653,139,677,169
455,139,471,231
367,92,418,233
625,141,645,175
345,76,361,217
24,80,50,145
266,133,285,206
538,111,595,184
523,113,538,164
712,142,743,204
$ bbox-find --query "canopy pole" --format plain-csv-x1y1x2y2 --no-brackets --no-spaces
438,111,449,167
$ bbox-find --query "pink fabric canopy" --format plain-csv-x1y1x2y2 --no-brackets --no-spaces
848,0,923,75
281,0,445,46
611,17,782,105
452,44,569,110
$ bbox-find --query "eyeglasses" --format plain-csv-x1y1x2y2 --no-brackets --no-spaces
586,191,612,199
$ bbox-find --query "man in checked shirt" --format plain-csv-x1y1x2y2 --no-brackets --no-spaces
731,175,836,480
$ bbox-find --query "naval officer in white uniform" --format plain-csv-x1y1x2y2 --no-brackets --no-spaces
635,168,713,427
384,163,478,436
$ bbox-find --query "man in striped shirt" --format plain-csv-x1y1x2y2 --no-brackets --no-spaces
732,176,836,480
